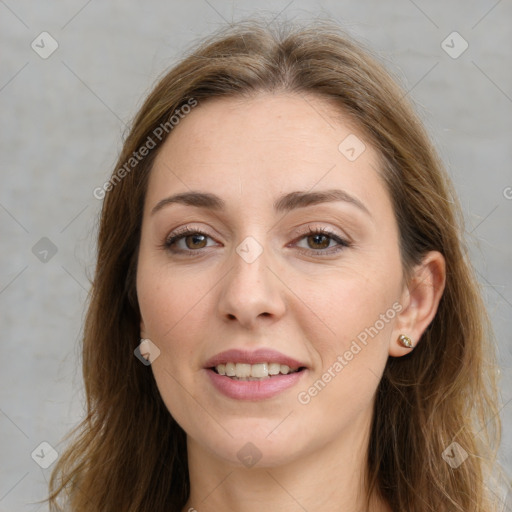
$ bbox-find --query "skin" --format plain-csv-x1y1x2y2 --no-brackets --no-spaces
136,92,446,512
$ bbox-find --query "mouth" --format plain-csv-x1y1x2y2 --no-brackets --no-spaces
211,362,306,380
204,348,308,400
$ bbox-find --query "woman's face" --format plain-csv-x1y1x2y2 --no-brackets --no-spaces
136,92,408,468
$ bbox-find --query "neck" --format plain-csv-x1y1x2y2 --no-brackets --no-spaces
183,415,390,512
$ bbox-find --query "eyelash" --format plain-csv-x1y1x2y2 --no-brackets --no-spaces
162,225,351,257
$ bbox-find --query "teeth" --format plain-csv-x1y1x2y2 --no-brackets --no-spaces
225,362,235,376
268,363,280,375
236,363,251,378
251,363,268,378
214,362,300,379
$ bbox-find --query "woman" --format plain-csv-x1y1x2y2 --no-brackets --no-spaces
48,20,507,511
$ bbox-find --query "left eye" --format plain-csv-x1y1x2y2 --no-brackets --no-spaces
294,230,347,252
290,227,351,256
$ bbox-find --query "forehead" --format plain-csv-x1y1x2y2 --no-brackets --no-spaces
147,92,390,217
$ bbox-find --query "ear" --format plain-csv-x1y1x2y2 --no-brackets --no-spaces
389,251,446,357
140,317,147,339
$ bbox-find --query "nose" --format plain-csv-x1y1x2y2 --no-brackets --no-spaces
216,239,287,330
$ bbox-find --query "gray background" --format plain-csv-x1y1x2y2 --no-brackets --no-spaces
1,1,511,510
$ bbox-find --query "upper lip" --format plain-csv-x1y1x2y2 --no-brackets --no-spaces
204,348,307,369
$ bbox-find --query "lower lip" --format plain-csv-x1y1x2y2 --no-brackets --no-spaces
205,368,307,400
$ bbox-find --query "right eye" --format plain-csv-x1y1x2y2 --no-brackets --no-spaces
163,227,218,255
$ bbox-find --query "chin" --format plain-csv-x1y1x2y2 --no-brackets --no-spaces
190,418,316,469
208,437,306,469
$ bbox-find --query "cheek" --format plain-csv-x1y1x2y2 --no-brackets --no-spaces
293,261,401,412
137,260,212,429
136,262,202,409
137,254,210,347
296,261,401,357
136,252,222,388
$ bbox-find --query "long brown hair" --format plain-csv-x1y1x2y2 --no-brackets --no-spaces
48,19,505,511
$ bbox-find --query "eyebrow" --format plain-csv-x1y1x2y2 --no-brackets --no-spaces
150,189,371,217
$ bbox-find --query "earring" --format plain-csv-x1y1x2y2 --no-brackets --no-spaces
139,338,152,362
398,334,414,348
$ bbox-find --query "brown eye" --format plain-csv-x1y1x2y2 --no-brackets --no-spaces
293,227,350,257
306,233,331,250
163,228,216,255
184,233,208,250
